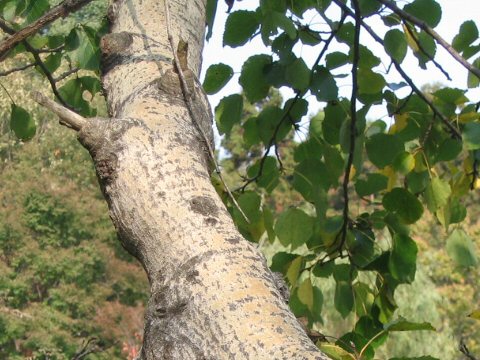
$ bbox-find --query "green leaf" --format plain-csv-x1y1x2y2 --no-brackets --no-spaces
384,29,408,63
58,78,96,117
22,0,49,24
310,66,338,102
205,0,217,40
323,100,349,145
270,252,297,273
389,234,418,283
256,106,290,145
434,87,468,105
385,317,435,332
335,281,354,318
10,104,36,141
233,192,262,225
285,58,310,91
366,133,404,168
463,122,480,150
223,10,260,47
326,52,349,69
393,152,415,174
468,58,480,88
424,177,451,213
274,208,314,249
293,159,331,201
68,26,100,71
286,256,303,286
215,94,243,135
446,229,478,267
43,53,62,73
355,173,388,197
357,68,386,94
247,156,280,193
403,0,442,28
284,98,308,122
452,20,479,53
203,63,234,95
358,0,382,16
383,188,423,224
436,138,462,162
239,54,272,103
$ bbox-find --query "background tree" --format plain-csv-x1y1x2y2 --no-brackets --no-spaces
0,0,479,359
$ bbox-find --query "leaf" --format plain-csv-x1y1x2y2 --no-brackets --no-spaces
203,63,234,94
274,208,314,249
385,317,435,332
205,0,217,40
384,29,408,63
247,156,280,193
468,58,480,88
389,234,418,283
43,53,62,73
403,0,442,28
326,52,349,69
310,66,338,101
10,104,36,141
214,94,243,135
293,159,331,201
383,188,423,224
223,10,260,47
319,343,356,360
335,280,354,318
452,20,479,53
270,252,297,273
468,309,480,320
233,191,262,226
239,54,272,103
68,26,100,71
58,78,96,116
285,58,311,91
436,138,462,162
463,122,480,150
286,256,303,286
256,106,290,145
393,152,415,175
22,0,49,24
357,68,386,94
355,173,388,197
323,100,349,145
297,277,314,310
366,133,404,168
424,177,451,213
446,229,478,267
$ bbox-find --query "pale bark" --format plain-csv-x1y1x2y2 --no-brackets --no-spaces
68,0,329,358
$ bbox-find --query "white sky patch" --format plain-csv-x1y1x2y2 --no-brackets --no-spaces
202,0,480,130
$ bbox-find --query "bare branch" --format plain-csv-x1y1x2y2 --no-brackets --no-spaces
54,67,80,82
0,62,36,76
32,91,88,131
377,0,480,80
0,0,94,60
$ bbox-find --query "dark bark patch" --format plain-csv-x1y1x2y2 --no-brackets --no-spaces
189,196,218,218
225,236,242,245
204,217,217,226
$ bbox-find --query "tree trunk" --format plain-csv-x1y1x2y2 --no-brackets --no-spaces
80,0,328,358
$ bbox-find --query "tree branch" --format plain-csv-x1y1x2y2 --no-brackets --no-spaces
0,18,70,107
32,91,88,131
0,62,35,76
340,0,361,248
377,0,480,80
331,0,462,140
0,0,94,60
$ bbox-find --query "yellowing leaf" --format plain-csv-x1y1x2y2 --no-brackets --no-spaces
468,309,480,320
458,111,480,123
380,166,397,191
297,277,314,310
286,256,303,287
403,23,419,53
391,113,409,133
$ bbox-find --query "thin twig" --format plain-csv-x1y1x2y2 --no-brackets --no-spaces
163,0,249,223
0,0,94,60
331,0,462,140
402,22,451,80
377,0,480,80
340,0,361,248
0,62,36,76
0,19,70,107
54,67,80,82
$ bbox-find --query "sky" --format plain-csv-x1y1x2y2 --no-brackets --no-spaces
202,0,480,124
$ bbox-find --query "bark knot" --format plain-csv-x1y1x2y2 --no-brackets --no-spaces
189,196,218,218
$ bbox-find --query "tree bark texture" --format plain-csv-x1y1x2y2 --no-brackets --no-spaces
78,0,329,358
